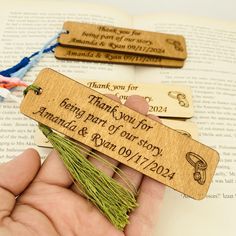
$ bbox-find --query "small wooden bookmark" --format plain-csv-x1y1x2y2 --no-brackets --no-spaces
55,46,184,68
78,80,194,118
20,68,219,200
58,22,187,60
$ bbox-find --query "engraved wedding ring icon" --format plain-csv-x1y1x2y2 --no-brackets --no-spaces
186,152,207,185
168,91,189,107
165,38,184,52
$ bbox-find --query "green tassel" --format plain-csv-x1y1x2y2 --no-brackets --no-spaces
39,123,138,230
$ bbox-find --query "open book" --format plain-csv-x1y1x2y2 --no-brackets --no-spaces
0,0,235,235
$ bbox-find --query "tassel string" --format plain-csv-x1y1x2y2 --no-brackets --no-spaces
0,43,58,78
28,42,59,59
24,86,138,229
0,31,65,79
11,30,65,79
23,84,137,197
0,75,28,89
39,123,138,230
0,87,21,103
0,57,30,77
54,131,137,196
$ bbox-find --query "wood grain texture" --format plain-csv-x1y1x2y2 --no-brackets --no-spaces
77,79,194,118
55,46,184,68
20,68,219,200
59,22,187,60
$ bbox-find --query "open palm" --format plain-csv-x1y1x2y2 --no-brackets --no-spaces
0,96,164,236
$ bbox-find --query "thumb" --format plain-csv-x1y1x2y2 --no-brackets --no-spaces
0,148,41,221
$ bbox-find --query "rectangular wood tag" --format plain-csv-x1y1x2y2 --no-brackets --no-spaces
33,78,196,146
58,22,187,60
20,68,219,200
78,80,194,118
55,46,184,68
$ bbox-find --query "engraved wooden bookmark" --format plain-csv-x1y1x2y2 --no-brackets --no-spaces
55,46,184,68
78,80,194,118
58,22,187,60
20,68,219,200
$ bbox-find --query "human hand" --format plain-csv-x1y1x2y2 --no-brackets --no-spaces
0,95,165,236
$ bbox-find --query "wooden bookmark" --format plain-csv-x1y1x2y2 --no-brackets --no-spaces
58,22,187,60
20,68,219,200
55,46,184,68
77,80,194,118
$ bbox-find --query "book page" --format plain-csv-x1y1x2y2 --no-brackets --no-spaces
133,14,236,236
0,0,134,162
